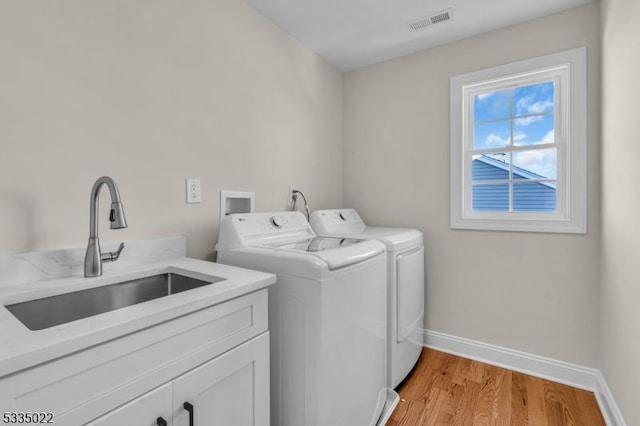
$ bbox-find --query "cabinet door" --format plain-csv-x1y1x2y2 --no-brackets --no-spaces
85,382,172,426
172,332,269,426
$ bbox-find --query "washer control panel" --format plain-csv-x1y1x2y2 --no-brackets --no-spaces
219,211,315,250
232,211,311,236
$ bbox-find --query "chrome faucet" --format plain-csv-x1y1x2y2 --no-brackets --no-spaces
84,176,128,277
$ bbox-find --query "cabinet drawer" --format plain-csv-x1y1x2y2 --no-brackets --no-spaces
1,289,268,425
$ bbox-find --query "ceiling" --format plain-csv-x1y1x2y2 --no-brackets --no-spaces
246,0,595,71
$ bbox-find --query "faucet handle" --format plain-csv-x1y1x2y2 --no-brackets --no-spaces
101,242,125,263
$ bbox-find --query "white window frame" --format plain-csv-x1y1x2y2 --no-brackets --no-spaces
450,47,586,233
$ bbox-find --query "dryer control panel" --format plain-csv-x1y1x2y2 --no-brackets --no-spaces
309,209,366,234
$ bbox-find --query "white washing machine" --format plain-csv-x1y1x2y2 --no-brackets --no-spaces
309,209,424,389
216,211,398,426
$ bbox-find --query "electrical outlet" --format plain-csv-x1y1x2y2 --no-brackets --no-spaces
288,185,297,204
186,179,202,203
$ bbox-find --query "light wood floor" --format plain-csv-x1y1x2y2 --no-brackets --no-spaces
388,348,605,426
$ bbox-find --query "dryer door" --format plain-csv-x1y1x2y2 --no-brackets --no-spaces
396,246,425,342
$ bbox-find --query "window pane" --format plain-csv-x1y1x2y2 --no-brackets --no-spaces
472,153,511,181
474,89,510,122
473,119,510,149
514,114,554,146
472,183,509,211
512,148,557,180
513,81,554,117
513,181,556,212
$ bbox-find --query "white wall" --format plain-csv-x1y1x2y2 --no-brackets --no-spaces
344,3,601,367
601,0,640,423
0,0,343,259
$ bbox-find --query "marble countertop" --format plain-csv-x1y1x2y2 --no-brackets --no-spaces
0,257,276,378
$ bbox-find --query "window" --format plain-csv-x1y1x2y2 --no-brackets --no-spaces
450,48,586,233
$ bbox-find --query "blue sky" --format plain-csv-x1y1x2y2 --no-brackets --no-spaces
473,81,557,179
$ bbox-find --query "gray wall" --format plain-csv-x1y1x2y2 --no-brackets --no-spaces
343,3,601,367
601,0,640,423
0,0,343,259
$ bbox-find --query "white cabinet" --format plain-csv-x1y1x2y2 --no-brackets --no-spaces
89,333,269,426
0,289,270,426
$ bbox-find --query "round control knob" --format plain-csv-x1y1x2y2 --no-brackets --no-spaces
339,212,347,221
270,216,283,229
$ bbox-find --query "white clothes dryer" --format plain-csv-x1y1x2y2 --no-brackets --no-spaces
309,209,424,389
217,211,398,426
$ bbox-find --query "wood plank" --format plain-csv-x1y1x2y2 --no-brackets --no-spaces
556,382,587,425
434,383,466,425
472,365,498,426
575,388,606,426
388,398,428,426
422,389,447,426
437,352,462,393
523,374,548,426
453,357,473,385
543,380,565,425
545,400,565,426
510,372,529,425
452,381,480,425
493,366,512,426
468,360,485,384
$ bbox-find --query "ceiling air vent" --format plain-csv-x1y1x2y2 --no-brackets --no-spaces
406,8,454,32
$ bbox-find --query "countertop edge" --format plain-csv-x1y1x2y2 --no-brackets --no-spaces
0,258,276,378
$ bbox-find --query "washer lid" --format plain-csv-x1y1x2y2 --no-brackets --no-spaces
310,209,423,252
269,236,363,252
263,236,384,269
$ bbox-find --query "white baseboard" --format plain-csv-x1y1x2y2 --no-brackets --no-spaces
595,370,627,426
422,329,626,426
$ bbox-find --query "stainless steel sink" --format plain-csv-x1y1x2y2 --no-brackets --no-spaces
5,273,225,331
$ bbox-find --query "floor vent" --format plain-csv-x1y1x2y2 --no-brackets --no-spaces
407,8,454,32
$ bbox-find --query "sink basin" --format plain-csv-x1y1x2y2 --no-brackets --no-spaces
5,273,225,331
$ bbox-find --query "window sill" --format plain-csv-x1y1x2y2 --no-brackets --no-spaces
450,216,586,234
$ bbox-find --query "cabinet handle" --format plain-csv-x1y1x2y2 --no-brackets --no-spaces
156,417,167,426
183,401,194,426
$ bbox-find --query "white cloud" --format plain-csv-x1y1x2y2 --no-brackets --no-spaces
485,132,509,148
514,97,553,127
539,130,554,144
515,115,543,127
513,129,554,146
483,131,527,148
476,92,494,102
513,131,527,143
528,100,553,114
513,148,557,178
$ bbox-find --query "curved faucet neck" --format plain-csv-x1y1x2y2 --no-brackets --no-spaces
89,176,123,239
